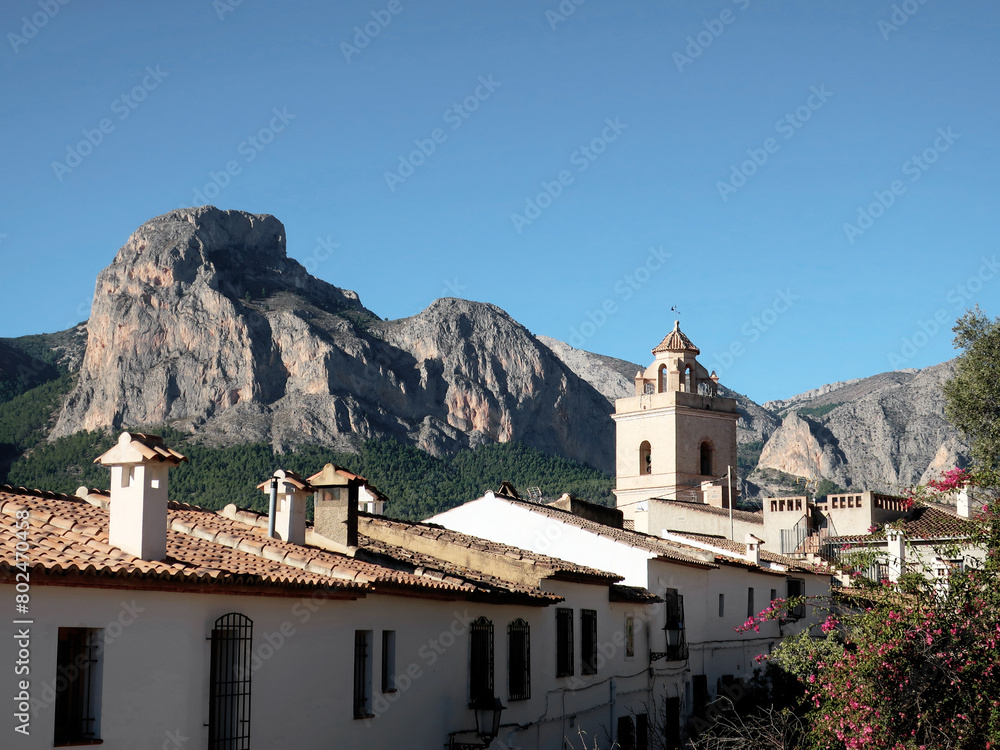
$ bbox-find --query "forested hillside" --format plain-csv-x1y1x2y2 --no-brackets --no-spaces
1,414,613,520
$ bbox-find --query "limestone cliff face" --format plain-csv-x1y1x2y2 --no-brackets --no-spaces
52,207,614,470
755,361,968,492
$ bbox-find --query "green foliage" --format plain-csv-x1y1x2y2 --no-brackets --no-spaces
812,478,844,501
737,441,764,474
943,306,1000,470
0,373,75,453
795,402,843,420
4,427,614,520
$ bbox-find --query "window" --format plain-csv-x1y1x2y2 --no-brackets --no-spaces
209,613,253,749
747,587,755,619
54,628,103,746
381,630,396,693
507,619,530,701
353,630,373,719
658,364,668,392
625,615,635,659
617,716,636,750
692,674,709,717
556,608,574,677
469,617,494,705
770,589,777,604
787,579,805,619
663,698,681,750
700,442,713,476
581,610,598,675
718,593,724,618
664,589,687,661
639,441,652,475
636,712,650,750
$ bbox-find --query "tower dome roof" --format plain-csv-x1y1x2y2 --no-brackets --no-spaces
652,321,700,355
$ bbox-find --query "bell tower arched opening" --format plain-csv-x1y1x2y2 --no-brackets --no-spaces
700,441,713,477
639,441,652,475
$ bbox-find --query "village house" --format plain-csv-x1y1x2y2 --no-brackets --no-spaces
3,432,666,750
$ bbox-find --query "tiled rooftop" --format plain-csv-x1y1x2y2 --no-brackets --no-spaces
494,493,718,569
830,505,979,543
0,485,492,599
665,531,825,574
360,513,623,583
653,498,765,526
652,321,700,355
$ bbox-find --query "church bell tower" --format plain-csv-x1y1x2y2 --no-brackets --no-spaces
612,321,739,532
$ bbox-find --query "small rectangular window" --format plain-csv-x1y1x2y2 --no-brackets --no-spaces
718,593,724,618
354,630,373,719
507,619,530,701
787,579,805,619
469,617,494,705
54,628,103,746
625,615,635,659
581,610,597,675
747,587,755,619
770,589,777,603
381,630,396,693
556,608,574,677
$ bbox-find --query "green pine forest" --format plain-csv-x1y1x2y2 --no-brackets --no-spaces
0,354,614,520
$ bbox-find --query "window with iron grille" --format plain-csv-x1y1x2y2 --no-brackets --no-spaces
663,589,687,661
208,613,253,750
469,617,494,705
556,608,574,677
54,627,103,746
354,630,373,719
507,619,530,701
581,609,598,675
617,715,636,750
636,711,650,750
381,630,396,693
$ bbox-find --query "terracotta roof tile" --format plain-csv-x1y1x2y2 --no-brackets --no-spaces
654,498,764,525
830,505,978,543
652,321,700,355
493,493,717,568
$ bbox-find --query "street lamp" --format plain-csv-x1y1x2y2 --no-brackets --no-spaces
650,619,686,662
450,695,506,749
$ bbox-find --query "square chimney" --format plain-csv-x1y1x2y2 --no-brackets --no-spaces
308,463,361,548
95,432,187,561
257,470,311,545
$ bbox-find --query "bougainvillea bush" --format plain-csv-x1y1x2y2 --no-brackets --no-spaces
751,468,1000,750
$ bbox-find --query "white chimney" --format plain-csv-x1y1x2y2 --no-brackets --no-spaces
96,432,187,561
886,528,906,582
956,487,971,518
258,470,311,545
744,533,762,566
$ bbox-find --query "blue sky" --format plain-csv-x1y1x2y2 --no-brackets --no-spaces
0,0,996,404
